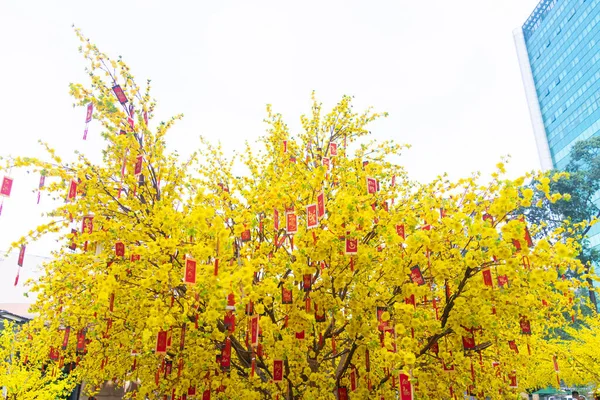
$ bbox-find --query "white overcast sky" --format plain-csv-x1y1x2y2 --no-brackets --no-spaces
0,0,541,304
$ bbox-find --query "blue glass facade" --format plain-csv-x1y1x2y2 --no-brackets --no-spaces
518,0,600,251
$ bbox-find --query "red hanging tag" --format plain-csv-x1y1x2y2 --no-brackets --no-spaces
213,258,219,276
221,337,232,370
134,155,143,176
366,177,377,194
482,269,493,287
67,179,77,201
184,258,197,284
317,192,325,218
250,316,259,347
329,142,338,156
520,317,531,335
273,359,283,382
17,244,26,267
274,208,279,231
13,268,20,287
345,234,358,255
115,241,125,257
76,329,86,354
283,140,288,153
1,176,14,197
399,373,413,400
508,340,519,354
410,266,425,286
112,85,128,104
306,204,318,229
365,349,371,372
337,387,348,400
282,286,293,304
350,368,357,391
156,330,168,353
286,211,298,234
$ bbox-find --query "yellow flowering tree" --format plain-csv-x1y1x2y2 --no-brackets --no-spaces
0,32,589,400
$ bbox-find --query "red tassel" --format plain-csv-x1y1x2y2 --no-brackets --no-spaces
14,269,20,286
214,258,219,276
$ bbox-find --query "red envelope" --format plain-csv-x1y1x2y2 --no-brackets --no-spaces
303,274,312,291
345,236,358,255
295,330,305,340
17,245,25,267
396,224,405,239
329,142,338,156
306,204,318,229
112,85,128,104
67,179,78,201
1,177,13,197
130,254,140,262
156,330,168,353
69,229,78,251
350,368,357,391
202,389,210,400
76,329,86,354
365,349,370,372
497,275,509,288
49,347,60,361
273,359,283,382
82,215,94,234
241,229,251,242
322,157,330,169
409,266,425,286
85,102,93,123
317,192,325,218
286,212,297,234
250,316,259,347
462,336,475,350
482,269,493,287
508,340,519,353
221,337,232,370
281,286,293,304
366,177,377,194
115,241,125,257
134,155,143,175
184,258,197,284
399,373,413,400
61,327,71,350
337,387,348,400
283,140,288,153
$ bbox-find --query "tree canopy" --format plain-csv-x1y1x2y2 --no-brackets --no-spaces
0,31,593,400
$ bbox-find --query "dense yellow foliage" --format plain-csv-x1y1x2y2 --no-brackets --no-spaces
0,31,591,399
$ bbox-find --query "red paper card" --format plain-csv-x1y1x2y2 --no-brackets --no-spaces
134,155,143,175
350,369,357,391
76,329,86,354
462,336,475,350
273,359,283,382
250,316,259,346
17,245,25,267
396,224,405,239
409,266,425,286
283,140,287,153
337,387,348,400
82,215,94,234
202,389,210,400
221,337,232,370
282,286,293,304
184,258,197,284
112,85,128,104
329,142,338,156
295,330,305,340
61,327,70,350
367,177,377,194
508,340,519,353
69,229,78,251
317,192,325,218
497,275,509,287
520,318,531,334
399,373,413,400
376,306,389,331
67,179,77,201
345,236,358,255
156,330,168,353
1,177,13,197
482,269,493,287
131,254,140,262
306,204,318,229
508,371,518,388
286,212,297,234
85,102,93,123
49,347,59,361
115,241,125,257
322,157,330,170
365,349,370,372
241,229,251,242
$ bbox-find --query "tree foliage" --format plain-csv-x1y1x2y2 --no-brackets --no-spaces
0,32,591,399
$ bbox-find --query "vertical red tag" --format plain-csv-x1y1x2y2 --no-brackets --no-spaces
250,316,259,347
184,258,197,284
143,110,149,126
306,204,318,229
69,229,78,251
366,177,377,194
365,349,371,372
241,229,251,242
322,157,330,170
482,269,493,287
115,241,125,257
274,208,279,231
283,140,288,153
49,347,60,361
156,330,168,353
85,102,94,123
17,245,26,267
202,389,210,400
508,340,519,353
337,387,348,400
345,235,358,255
134,155,143,176
303,274,312,291
329,142,338,156
273,359,283,382
61,327,71,350
376,306,388,331
396,224,405,239
282,286,293,304
112,85,128,104
508,371,518,388
520,317,531,334
462,336,475,350
82,215,94,234
188,387,196,396
76,330,86,354
67,179,77,201
317,192,325,218
286,212,297,234
295,330,305,340
399,373,413,400
409,266,425,286
221,337,232,370
109,293,115,312
1,177,13,197
497,275,509,288
350,368,357,391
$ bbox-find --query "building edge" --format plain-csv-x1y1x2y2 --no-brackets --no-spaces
513,27,554,171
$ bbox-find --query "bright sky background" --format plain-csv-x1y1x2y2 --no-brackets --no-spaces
0,0,541,305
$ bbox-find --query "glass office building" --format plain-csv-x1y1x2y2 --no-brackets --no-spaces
514,0,600,251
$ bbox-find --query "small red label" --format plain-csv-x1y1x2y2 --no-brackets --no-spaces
112,85,128,104
399,373,413,400
396,224,405,239
345,236,358,255
241,229,251,242
85,102,93,123
295,330,305,340
17,245,26,267
462,336,475,350
184,258,197,284
306,204,318,229
337,387,348,400
520,318,531,335
156,330,168,353
282,286,293,304
67,179,78,201
82,215,94,234
497,275,509,287
317,192,325,218
134,155,143,175
115,241,125,257
76,330,86,354
286,212,298,234
61,327,70,350
221,337,232,369
482,269,493,287
322,157,330,170
273,359,283,382
410,266,425,286
329,142,338,156
367,177,377,194
250,316,259,346
1,177,13,197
